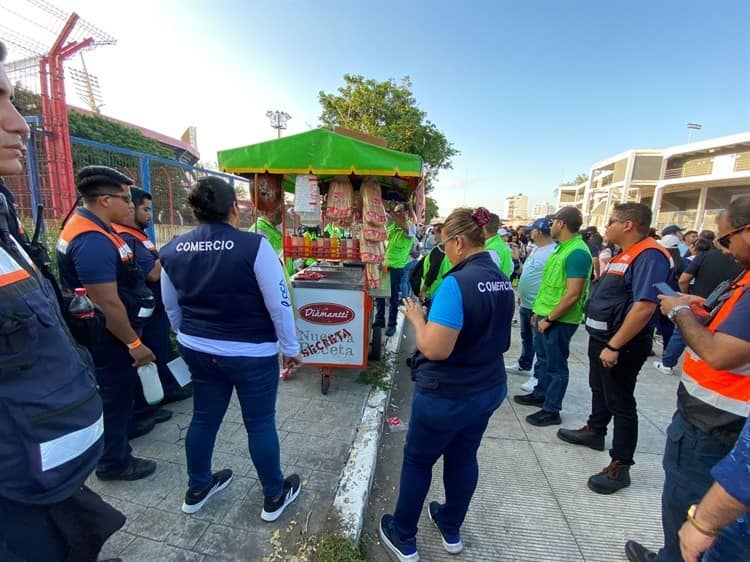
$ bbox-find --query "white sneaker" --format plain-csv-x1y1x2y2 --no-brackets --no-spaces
521,377,538,392
505,362,530,375
653,361,674,375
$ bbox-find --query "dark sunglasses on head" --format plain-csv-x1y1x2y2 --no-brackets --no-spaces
716,224,748,249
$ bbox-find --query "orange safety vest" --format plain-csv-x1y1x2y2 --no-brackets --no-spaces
681,270,750,417
57,213,133,262
112,223,157,254
604,237,674,276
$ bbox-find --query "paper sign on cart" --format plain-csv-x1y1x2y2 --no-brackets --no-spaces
294,287,366,368
167,356,192,387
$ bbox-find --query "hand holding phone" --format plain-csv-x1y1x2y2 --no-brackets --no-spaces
653,282,678,297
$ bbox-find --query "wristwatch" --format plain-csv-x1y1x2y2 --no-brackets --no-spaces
667,304,691,321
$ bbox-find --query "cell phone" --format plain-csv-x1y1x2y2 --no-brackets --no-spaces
653,282,678,297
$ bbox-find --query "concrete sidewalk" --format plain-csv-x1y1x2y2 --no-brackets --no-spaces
363,322,679,562
93,364,372,561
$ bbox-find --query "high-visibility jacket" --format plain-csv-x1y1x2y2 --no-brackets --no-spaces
112,223,157,254
57,210,154,328
0,235,103,504
681,270,750,418
585,237,673,339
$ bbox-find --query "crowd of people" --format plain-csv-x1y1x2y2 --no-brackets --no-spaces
1,39,748,562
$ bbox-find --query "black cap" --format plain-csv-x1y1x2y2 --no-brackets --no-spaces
551,206,583,233
76,165,134,195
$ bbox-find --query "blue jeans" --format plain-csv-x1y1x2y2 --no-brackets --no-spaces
179,346,284,497
661,327,685,368
532,322,578,413
401,260,418,298
376,267,404,328
393,383,506,540
703,518,750,562
656,412,734,562
517,307,546,377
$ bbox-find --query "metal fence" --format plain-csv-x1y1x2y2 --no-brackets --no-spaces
6,128,251,248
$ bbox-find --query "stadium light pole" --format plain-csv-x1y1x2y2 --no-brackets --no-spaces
266,110,292,138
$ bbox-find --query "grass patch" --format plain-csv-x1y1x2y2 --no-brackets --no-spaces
356,350,394,391
308,533,365,562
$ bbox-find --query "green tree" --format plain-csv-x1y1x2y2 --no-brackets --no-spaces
425,196,439,223
319,75,458,191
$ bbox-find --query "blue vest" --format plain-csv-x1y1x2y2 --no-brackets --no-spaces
160,223,276,343
0,238,103,504
412,252,515,398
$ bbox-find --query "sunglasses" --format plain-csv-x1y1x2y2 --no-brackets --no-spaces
436,234,458,251
98,193,133,204
716,224,748,249
606,217,628,226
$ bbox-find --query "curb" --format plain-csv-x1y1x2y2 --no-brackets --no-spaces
333,313,406,540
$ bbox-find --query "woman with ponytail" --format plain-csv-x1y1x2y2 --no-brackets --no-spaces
379,207,515,561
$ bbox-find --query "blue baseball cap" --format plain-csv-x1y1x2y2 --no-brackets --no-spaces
525,217,551,235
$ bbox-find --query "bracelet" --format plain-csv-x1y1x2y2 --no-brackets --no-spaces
687,504,719,537
605,343,620,352
126,338,142,350
544,316,556,323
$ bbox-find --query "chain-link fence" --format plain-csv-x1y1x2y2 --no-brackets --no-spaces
7,131,251,248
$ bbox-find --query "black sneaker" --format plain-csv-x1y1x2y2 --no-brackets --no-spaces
427,502,462,554
386,326,397,337
181,469,233,514
379,514,419,561
513,393,545,407
152,408,173,424
261,474,301,522
588,461,631,495
128,416,156,439
625,540,657,561
525,409,562,426
96,457,156,481
161,385,194,405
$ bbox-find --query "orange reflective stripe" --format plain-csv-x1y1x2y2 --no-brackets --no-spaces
681,270,750,415
603,237,673,277
112,224,157,253
59,214,132,262
0,268,30,287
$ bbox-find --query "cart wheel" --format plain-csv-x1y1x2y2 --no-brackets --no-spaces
369,325,382,361
321,375,330,395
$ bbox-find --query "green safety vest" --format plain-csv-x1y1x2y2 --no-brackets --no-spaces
421,254,453,299
250,218,283,255
484,234,513,277
532,235,591,324
385,222,414,269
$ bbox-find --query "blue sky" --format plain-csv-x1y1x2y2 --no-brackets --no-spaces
53,0,750,215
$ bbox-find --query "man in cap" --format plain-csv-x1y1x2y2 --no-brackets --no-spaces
57,165,158,482
506,218,556,392
558,203,673,494
514,207,592,426
0,40,125,562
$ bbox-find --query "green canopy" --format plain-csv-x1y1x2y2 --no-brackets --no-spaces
217,128,423,178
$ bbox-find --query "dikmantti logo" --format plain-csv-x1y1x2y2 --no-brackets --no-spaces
299,303,355,325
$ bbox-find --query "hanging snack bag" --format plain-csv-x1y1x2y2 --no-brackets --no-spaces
326,176,354,220
360,231,385,263
361,177,386,226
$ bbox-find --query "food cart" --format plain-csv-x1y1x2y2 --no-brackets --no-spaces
217,128,424,393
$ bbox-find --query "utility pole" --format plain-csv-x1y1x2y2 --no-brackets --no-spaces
266,110,291,138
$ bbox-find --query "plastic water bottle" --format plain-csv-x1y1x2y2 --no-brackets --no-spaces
68,288,94,319
137,363,164,405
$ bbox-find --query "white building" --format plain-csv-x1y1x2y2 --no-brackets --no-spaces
555,132,750,230
504,193,529,223
532,201,555,218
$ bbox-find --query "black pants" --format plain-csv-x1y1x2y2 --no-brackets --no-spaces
587,337,651,464
0,486,125,562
